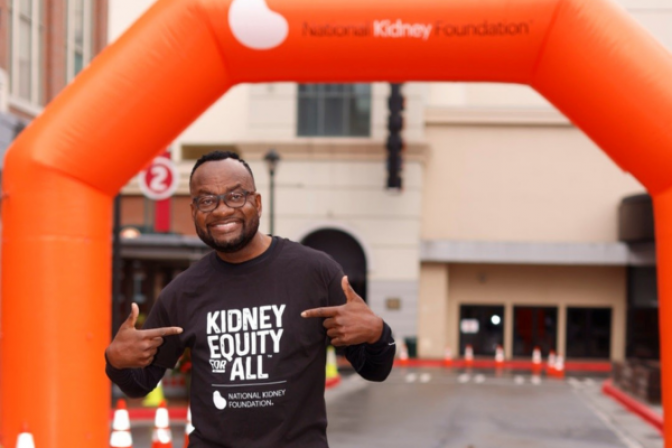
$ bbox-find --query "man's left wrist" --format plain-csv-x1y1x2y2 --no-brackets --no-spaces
367,317,384,344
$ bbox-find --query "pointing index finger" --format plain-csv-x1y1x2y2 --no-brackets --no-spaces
301,307,340,318
141,327,183,338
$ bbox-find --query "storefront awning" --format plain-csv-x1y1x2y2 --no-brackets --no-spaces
420,240,655,267
120,234,210,262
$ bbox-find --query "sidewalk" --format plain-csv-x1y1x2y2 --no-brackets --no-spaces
602,379,664,435
575,378,664,448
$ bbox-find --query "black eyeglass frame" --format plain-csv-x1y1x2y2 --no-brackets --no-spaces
191,190,256,213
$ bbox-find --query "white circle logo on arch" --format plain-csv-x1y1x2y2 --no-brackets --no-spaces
228,0,289,50
138,156,179,201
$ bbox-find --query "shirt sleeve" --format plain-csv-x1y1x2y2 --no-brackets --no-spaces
105,355,167,398
326,270,396,382
105,298,185,397
344,322,396,382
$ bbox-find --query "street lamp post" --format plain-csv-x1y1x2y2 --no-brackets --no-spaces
264,149,281,235
111,194,123,336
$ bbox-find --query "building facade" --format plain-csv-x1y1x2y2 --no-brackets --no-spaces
0,0,108,165
110,0,671,362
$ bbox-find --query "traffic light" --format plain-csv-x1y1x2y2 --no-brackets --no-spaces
386,83,404,189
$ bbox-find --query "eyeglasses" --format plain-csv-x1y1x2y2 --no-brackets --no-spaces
192,190,255,213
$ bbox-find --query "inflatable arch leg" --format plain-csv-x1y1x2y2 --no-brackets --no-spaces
2,0,672,446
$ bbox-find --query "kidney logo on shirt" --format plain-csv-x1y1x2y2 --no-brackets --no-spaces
213,391,228,410
228,0,289,50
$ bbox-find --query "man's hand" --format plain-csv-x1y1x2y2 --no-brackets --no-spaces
301,276,384,346
105,303,183,369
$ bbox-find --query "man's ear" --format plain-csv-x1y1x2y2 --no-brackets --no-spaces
255,192,263,217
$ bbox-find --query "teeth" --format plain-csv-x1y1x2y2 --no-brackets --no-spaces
213,222,239,232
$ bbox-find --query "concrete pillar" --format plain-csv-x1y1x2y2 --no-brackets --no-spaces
418,263,448,358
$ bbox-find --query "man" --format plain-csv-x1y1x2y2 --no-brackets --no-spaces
105,151,396,447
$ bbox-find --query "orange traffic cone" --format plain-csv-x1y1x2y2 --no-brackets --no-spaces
464,344,474,368
553,354,565,379
184,405,194,447
547,350,557,376
15,424,35,448
110,399,133,448
531,347,542,375
398,341,409,366
443,346,453,367
494,345,505,369
151,401,172,448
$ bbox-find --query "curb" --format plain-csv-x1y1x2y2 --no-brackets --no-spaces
393,358,612,372
601,379,663,435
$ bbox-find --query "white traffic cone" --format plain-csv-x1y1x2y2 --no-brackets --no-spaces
15,424,35,448
531,347,542,374
110,399,133,448
464,344,474,368
443,346,453,367
399,341,409,366
494,345,505,369
184,405,194,447
547,350,557,376
553,354,565,379
151,401,172,448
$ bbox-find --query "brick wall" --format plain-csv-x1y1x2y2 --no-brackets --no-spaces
93,0,108,56
0,0,8,72
121,195,198,236
1,0,109,116
44,0,109,104
44,0,67,103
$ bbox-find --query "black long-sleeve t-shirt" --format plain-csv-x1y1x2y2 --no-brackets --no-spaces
106,237,395,448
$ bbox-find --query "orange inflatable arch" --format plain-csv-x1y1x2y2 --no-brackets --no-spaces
3,0,672,446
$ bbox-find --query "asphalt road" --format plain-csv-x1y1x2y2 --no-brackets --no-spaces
130,367,663,448
327,368,662,448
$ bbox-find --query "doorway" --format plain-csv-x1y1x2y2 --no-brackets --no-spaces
301,229,367,302
459,305,505,357
513,306,558,357
566,307,612,359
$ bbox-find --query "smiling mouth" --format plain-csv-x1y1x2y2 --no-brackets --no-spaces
210,221,242,233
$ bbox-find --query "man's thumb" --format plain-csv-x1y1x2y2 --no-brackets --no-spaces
124,303,139,328
342,276,356,302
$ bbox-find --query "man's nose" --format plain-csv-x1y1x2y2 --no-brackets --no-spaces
211,197,235,215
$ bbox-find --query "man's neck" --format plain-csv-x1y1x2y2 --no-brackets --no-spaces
215,233,273,264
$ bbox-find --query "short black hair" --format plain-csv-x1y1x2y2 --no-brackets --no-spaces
190,150,255,185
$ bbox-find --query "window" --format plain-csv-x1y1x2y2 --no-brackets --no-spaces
459,305,504,356
66,0,93,81
297,84,371,137
566,307,612,359
9,0,43,104
513,306,557,357
626,267,659,359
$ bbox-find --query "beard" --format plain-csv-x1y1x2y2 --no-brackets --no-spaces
196,214,260,254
